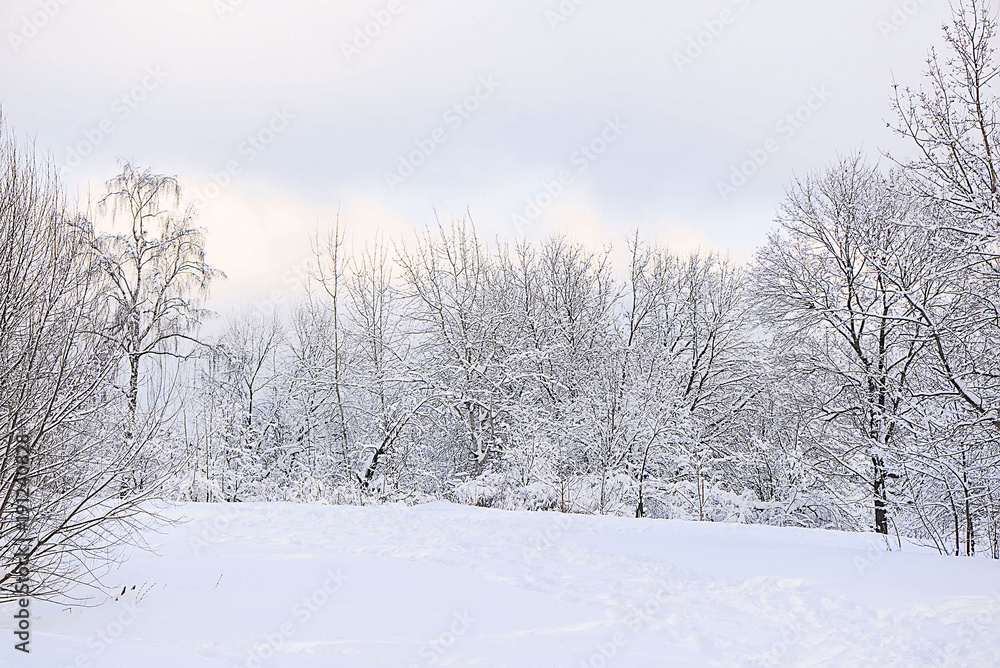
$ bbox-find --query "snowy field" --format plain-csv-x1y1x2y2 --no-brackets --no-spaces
21,502,1000,667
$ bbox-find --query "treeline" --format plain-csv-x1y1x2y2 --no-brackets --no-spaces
175,155,1000,562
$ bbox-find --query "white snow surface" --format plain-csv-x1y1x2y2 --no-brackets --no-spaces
19,502,1000,667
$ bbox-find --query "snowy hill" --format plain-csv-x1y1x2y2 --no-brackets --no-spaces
26,502,1000,667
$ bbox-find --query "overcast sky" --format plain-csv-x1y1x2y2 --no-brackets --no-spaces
0,0,954,310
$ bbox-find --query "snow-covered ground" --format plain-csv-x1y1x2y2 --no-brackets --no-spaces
21,502,1000,667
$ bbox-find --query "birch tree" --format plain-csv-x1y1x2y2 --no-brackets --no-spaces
92,162,221,494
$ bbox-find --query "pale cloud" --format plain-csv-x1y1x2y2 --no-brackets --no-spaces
0,0,957,313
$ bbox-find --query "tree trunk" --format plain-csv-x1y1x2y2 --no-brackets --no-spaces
873,455,888,535
120,353,141,499
128,353,140,419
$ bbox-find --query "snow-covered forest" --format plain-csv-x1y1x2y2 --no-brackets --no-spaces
169,152,1000,558
4,0,1000,614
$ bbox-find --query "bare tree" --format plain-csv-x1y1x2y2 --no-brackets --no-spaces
91,162,222,494
307,218,353,486
208,311,285,501
632,243,755,521
345,237,423,495
755,156,931,534
0,122,157,603
890,0,1000,227
396,216,502,476
889,0,1000,553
